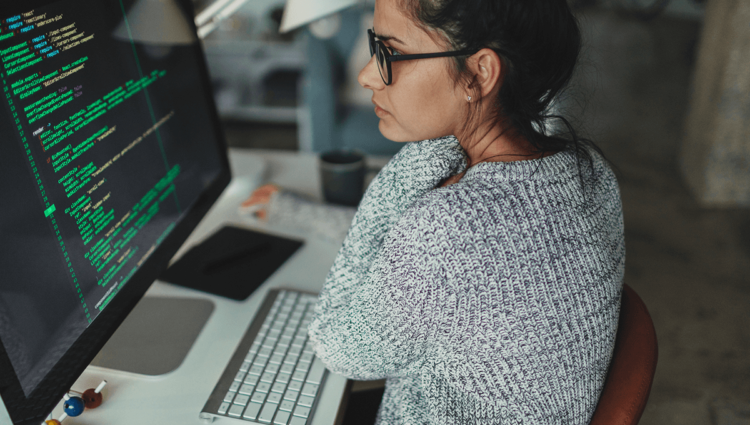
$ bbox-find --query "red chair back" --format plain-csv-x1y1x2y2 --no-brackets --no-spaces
590,284,658,425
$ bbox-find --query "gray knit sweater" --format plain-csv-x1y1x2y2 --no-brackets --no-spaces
307,136,625,425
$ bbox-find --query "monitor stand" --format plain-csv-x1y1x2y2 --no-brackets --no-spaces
90,296,214,376
90,161,266,375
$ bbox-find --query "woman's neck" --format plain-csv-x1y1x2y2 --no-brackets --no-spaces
460,122,539,167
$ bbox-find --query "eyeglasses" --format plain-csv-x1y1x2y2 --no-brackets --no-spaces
367,29,478,86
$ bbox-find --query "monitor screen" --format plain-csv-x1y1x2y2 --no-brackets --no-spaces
0,0,230,422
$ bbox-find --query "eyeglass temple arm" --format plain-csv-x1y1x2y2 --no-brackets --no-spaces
388,50,478,62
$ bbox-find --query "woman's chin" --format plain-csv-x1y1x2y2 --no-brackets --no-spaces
378,120,411,143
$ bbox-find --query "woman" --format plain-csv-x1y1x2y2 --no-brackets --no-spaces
247,0,624,423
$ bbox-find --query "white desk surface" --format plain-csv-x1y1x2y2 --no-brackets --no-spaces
54,148,391,425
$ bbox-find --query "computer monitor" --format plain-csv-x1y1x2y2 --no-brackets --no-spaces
0,0,231,423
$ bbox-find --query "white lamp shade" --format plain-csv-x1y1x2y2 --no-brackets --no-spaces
279,0,359,33
114,0,197,45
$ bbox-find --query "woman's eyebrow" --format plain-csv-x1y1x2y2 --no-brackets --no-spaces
372,29,406,46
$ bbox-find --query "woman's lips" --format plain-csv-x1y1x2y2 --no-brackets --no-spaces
374,103,389,117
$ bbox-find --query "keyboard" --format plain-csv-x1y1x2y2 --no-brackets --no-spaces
200,289,328,424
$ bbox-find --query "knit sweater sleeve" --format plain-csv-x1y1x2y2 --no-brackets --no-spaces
307,136,467,379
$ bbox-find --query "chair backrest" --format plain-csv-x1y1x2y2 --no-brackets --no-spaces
589,284,658,425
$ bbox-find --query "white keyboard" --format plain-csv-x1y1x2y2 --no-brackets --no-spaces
200,289,328,424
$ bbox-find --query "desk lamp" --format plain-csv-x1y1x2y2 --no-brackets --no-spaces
196,0,361,38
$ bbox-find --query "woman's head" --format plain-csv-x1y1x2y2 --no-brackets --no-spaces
358,0,476,143
360,0,587,158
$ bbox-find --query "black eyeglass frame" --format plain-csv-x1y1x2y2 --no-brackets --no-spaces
367,29,479,85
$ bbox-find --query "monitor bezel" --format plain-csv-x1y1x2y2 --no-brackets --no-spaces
0,0,232,423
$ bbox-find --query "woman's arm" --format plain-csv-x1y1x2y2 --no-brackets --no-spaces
308,192,456,380
307,136,467,380
312,136,466,315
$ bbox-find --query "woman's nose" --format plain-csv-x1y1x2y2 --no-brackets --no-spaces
358,54,384,91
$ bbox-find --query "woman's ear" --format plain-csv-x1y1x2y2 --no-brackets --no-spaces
467,48,502,99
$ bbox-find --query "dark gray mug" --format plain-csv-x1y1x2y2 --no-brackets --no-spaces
319,150,366,207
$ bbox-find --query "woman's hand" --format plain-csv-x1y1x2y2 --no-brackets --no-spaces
240,184,279,220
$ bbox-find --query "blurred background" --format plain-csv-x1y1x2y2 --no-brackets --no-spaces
193,0,749,423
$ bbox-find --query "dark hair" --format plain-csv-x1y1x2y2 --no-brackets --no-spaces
399,0,611,187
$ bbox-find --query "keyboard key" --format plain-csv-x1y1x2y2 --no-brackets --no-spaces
263,338,278,349
280,363,295,374
279,400,295,412
266,363,279,374
295,361,310,373
288,345,302,356
274,410,291,425
259,402,279,423
228,404,245,417
229,381,240,392
267,329,281,338
271,382,286,393
293,336,306,346
254,356,269,367
234,371,246,382
249,365,265,376
243,402,263,420
291,370,306,382
261,372,276,383
239,384,255,395
283,389,299,402
297,395,314,408
301,383,319,397
273,347,288,357
234,394,250,406
270,354,285,364
284,354,300,365
224,391,236,403
258,347,273,357
218,402,230,415
251,391,267,404
299,352,314,363
244,374,260,386
275,373,291,384
256,382,271,393
293,405,311,418
306,358,326,385
290,417,307,425
240,361,251,372
287,380,302,391
266,392,282,404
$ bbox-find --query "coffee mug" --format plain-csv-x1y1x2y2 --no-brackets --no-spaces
319,150,366,207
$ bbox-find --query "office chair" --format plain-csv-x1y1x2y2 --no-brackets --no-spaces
589,284,658,425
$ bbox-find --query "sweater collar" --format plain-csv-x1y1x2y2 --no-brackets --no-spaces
460,149,580,183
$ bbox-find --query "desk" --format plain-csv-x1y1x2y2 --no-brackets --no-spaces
52,148,390,425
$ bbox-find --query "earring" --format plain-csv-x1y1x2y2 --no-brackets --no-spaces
467,96,472,101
